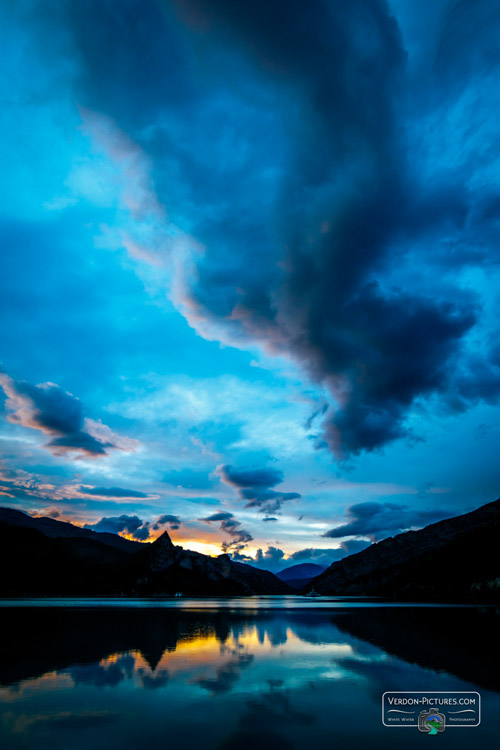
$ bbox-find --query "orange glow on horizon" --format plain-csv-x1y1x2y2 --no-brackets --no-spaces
118,530,301,560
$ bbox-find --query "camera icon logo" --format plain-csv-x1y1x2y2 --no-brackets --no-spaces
418,709,446,735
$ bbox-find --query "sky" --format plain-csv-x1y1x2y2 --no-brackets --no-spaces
1,0,500,571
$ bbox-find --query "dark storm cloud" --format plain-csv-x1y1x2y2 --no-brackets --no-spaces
84,514,150,540
434,0,500,81
0,373,136,458
200,510,253,551
24,0,500,458
447,350,500,411
173,0,402,154
65,0,192,130
217,464,301,514
323,501,452,541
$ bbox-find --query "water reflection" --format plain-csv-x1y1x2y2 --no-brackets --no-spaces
0,605,499,749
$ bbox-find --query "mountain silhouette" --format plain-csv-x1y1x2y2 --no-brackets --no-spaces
0,508,291,596
0,507,141,552
308,497,500,600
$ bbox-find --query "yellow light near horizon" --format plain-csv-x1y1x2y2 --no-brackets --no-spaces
121,532,329,561
99,628,354,679
117,627,271,674
173,539,224,557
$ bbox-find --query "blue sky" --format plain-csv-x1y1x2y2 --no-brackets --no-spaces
1,0,499,571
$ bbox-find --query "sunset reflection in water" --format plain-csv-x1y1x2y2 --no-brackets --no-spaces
1,604,499,750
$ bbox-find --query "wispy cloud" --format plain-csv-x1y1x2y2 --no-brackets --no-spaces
200,510,253,552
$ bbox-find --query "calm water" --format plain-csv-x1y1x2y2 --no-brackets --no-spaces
0,598,499,749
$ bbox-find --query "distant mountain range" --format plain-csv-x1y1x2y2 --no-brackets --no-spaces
0,508,292,596
276,562,326,590
307,497,500,601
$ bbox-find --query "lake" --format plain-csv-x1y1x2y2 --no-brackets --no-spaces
0,598,499,749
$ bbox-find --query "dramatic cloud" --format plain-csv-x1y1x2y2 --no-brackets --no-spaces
323,501,452,541
217,464,301,514
200,510,253,552
19,0,500,459
84,514,150,540
0,374,138,458
154,0,492,458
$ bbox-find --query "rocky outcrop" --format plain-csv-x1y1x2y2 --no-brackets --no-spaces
124,532,292,595
147,531,176,572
